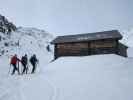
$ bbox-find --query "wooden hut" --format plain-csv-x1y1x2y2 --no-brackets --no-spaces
51,30,128,59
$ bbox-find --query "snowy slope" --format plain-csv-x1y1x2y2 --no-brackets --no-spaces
1,54,133,100
1,27,53,55
0,27,55,100
43,55,133,100
0,26,54,75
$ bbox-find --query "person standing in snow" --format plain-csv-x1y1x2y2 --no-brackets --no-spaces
21,54,28,74
10,54,21,75
30,54,38,74
46,45,50,52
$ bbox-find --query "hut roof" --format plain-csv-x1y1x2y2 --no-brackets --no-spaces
51,30,122,44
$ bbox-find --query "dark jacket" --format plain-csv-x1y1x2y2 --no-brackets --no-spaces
30,55,38,64
21,56,28,65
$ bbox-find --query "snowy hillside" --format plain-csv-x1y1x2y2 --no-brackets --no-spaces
43,55,133,100
0,14,52,57
0,14,54,62
9,27,53,56
1,54,133,100
0,26,54,76
0,27,53,55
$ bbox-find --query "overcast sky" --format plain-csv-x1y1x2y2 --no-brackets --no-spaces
0,0,133,36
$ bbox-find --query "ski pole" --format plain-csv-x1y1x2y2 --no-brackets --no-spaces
18,61,20,75
26,63,30,74
8,64,11,75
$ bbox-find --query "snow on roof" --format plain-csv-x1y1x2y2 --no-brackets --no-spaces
51,30,122,44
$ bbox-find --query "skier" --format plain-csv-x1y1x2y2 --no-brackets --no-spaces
21,54,28,74
30,54,38,74
10,54,21,75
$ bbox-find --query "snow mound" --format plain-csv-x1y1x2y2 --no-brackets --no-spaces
43,54,133,100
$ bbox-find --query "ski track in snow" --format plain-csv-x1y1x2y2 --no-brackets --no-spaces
0,76,23,100
0,55,56,100
0,73,58,100
20,74,58,100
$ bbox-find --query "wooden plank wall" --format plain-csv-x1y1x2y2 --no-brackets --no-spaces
90,40,116,48
55,39,119,58
57,42,89,56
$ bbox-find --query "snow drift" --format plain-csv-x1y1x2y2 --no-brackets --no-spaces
43,54,133,100
1,54,133,100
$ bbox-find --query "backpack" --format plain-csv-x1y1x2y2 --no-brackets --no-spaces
30,56,38,64
30,56,34,64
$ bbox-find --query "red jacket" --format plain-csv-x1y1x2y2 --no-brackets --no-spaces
10,56,20,65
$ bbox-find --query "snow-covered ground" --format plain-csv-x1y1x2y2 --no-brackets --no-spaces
0,54,133,100
44,55,133,100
